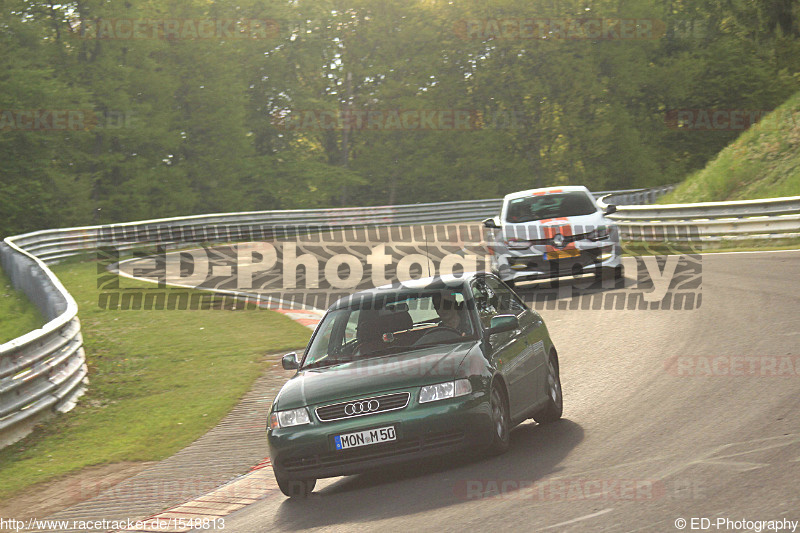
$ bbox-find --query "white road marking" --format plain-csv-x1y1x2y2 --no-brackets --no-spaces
540,508,615,530
649,432,800,482
699,459,770,472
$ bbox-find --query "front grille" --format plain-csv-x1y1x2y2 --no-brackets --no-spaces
315,392,410,422
282,429,465,473
510,234,582,248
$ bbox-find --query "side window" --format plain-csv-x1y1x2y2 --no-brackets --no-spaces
471,279,498,329
305,310,346,364
485,277,527,317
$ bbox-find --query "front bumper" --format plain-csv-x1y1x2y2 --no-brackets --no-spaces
491,241,621,283
268,390,493,480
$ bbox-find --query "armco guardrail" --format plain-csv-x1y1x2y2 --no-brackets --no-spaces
595,185,676,206
0,183,694,448
0,242,87,447
598,194,800,241
6,188,652,265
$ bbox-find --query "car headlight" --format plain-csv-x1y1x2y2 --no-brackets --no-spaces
587,226,610,241
419,379,472,403
269,407,311,429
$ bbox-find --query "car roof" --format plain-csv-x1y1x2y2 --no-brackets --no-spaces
328,272,485,310
503,185,591,202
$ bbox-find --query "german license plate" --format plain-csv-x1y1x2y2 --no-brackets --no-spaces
334,426,396,450
545,249,580,260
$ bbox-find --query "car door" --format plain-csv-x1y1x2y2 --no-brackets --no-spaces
471,277,528,419
485,276,549,410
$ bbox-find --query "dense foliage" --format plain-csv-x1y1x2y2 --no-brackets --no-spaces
1,0,799,236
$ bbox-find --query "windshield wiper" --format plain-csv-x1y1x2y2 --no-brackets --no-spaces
302,357,352,370
412,337,478,349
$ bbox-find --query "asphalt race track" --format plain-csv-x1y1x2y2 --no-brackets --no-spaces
120,249,800,532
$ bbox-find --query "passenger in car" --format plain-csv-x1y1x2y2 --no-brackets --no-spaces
433,294,468,337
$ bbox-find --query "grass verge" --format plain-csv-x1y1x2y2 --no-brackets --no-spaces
659,90,800,203
622,236,800,256
0,268,45,344
0,260,311,500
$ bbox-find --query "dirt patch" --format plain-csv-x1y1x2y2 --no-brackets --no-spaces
0,462,154,524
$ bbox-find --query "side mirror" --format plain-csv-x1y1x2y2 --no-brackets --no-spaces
488,314,519,335
282,352,300,370
604,204,617,215
482,217,499,229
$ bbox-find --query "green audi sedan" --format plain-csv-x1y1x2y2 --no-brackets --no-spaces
268,272,562,497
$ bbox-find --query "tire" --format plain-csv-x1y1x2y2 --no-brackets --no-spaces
486,382,511,456
275,475,316,498
595,265,623,283
533,350,563,424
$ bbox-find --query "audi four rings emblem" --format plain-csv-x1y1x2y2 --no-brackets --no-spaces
344,400,380,416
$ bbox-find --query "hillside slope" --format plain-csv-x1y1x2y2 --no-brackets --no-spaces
660,91,800,203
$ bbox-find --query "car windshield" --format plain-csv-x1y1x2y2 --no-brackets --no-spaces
505,191,597,223
301,289,476,369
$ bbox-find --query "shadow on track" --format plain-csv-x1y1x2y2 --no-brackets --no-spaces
271,419,583,529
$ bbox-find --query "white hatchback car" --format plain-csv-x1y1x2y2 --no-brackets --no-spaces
483,186,622,287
